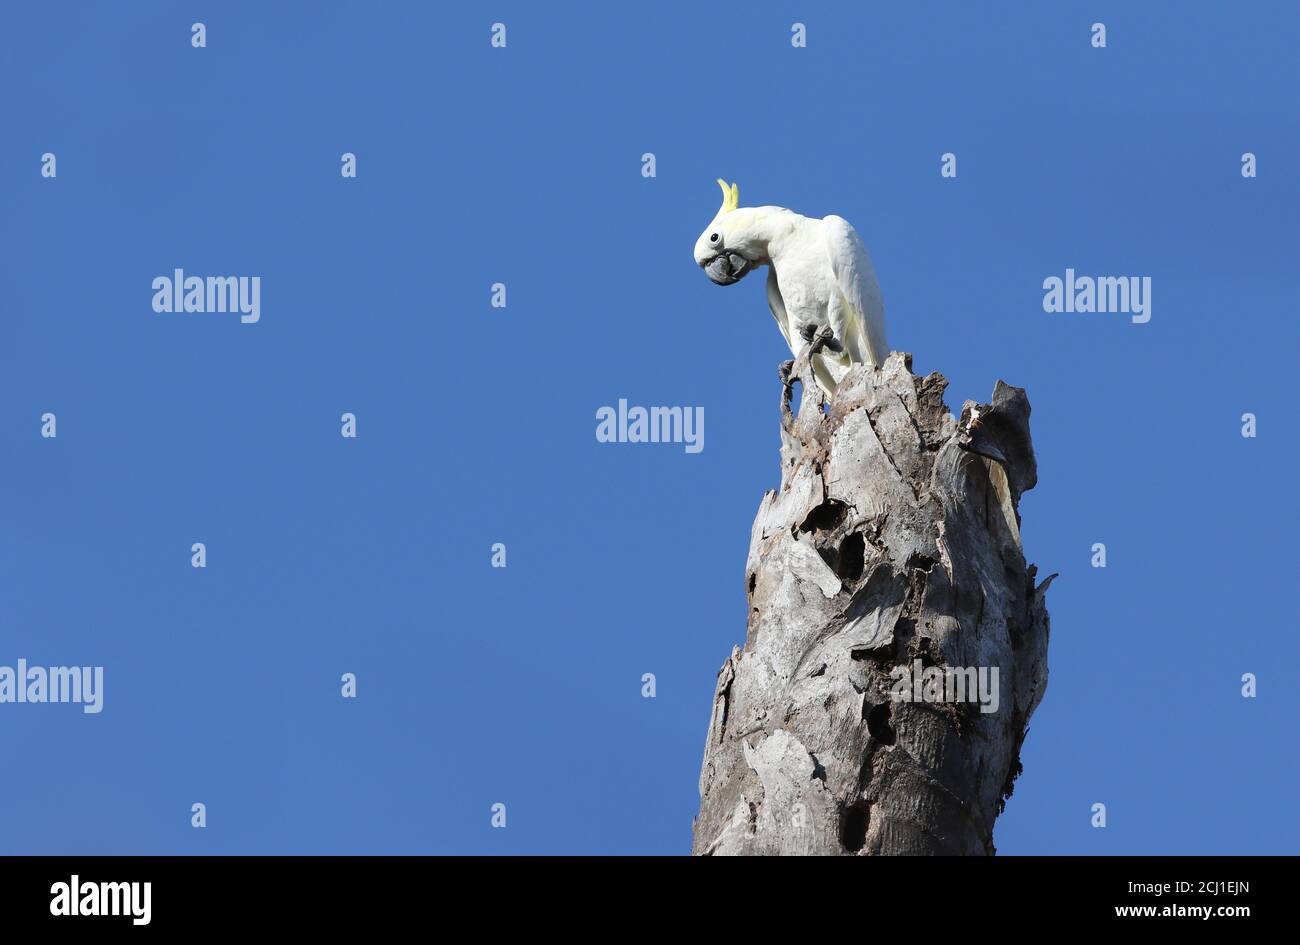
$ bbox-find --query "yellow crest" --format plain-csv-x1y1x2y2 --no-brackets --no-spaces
715,178,739,216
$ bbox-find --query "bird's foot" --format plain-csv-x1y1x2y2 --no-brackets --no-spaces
778,358,795,386
779,359,796,417
800,324,842,356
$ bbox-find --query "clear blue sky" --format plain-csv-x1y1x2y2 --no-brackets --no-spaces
2,1,1296,855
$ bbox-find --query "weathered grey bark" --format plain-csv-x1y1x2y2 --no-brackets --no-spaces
692,344,1053,856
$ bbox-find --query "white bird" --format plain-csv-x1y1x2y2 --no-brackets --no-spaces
693,179,888,396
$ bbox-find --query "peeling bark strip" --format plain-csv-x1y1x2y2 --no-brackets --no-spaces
692,351,1053,856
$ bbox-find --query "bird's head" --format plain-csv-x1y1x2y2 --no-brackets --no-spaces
694,179,758,286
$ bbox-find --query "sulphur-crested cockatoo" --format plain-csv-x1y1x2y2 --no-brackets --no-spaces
693,179,888,396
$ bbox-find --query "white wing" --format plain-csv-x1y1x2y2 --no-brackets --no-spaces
823,215,888,368
765,267,794,353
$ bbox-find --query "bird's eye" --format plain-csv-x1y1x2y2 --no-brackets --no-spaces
709,233,720,244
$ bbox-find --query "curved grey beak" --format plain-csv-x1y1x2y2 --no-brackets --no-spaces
703,252,752,286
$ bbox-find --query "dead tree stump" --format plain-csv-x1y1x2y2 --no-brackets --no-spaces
692,351,1054,856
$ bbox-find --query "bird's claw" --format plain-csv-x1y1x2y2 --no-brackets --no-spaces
779,359,796,418
801,325,840,357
